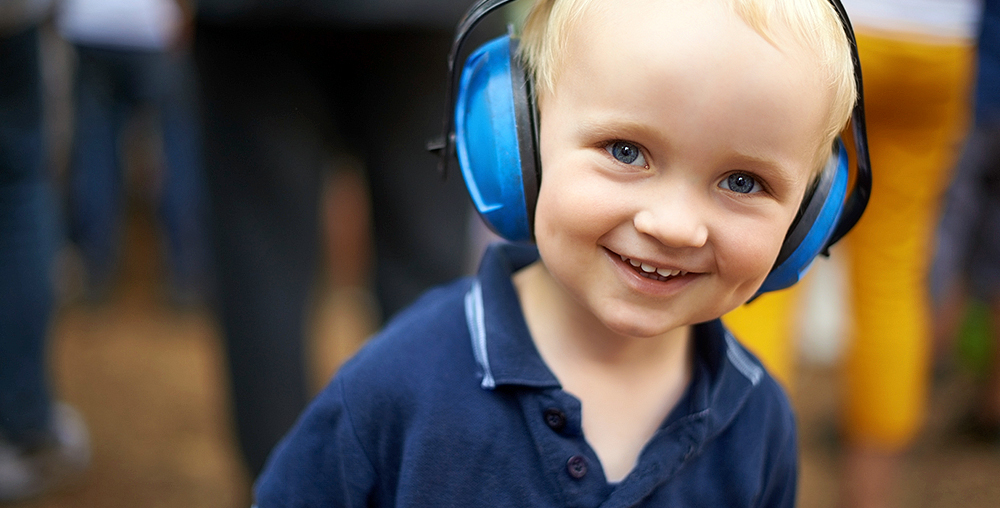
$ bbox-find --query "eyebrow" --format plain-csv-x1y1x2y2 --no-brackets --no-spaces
574,117,659,142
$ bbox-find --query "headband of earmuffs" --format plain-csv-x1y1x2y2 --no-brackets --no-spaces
434,0,872,296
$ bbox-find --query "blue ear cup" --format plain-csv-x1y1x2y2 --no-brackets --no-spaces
755,139,850,295
454,35,539,243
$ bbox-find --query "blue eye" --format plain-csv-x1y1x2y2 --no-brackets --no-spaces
606,141,646,167
722,173,761,194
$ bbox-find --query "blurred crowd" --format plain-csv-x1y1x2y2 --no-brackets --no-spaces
2,0,494,501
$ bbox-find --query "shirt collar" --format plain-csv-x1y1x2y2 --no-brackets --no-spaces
466,242,559,389
676,319,762,443
465,242,760,432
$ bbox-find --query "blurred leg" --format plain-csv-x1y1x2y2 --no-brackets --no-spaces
841,34,973,508
66,46,127,297
195,24,326,477
843,32,972,453
0,25,55,447
962,130,1000,425
929,128,999,362
152,50,209,302
347,29,474,320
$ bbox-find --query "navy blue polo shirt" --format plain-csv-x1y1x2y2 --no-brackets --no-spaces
255,243,798,507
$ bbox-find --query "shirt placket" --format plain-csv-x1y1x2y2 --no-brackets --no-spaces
520,390,614,508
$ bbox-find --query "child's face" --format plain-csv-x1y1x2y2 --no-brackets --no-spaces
532,0,833,338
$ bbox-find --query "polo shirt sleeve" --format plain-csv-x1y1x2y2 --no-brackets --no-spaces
253,376,377,507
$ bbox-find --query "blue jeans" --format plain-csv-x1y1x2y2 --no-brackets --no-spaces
0,26,57,447
66,45,207,298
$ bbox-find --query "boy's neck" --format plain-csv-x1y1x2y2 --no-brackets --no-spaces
513,260,694,372
513,260,694,482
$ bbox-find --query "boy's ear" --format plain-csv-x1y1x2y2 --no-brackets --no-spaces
453,34,541,243
753,139,849,297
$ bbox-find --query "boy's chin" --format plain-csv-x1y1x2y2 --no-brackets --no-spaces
596,312,692,341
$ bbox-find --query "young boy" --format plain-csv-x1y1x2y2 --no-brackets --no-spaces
254,0,859,505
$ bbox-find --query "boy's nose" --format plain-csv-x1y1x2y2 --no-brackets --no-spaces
632,193,709,248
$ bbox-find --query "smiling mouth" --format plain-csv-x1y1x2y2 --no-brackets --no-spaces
618,254,688,282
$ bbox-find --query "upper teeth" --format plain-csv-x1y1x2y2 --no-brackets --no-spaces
620,255,686,277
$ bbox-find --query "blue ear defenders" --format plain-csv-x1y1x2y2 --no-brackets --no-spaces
433,0,872,296
453,33,540,242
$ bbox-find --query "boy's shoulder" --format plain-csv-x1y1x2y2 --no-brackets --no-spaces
690,321,795,436
335,275,478,394
329,242,539,406
716,327,797,490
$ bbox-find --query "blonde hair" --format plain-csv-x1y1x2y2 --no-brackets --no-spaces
518,0,857,157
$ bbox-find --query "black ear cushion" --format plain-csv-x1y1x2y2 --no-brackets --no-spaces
773,142,842,268
508,41,541,238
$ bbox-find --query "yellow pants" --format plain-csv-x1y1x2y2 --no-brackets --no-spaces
724,32,973,451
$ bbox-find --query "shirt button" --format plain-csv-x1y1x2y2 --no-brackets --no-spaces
566,455,588,479
543,408,567,432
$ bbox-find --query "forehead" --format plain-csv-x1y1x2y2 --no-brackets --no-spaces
547,0,832,174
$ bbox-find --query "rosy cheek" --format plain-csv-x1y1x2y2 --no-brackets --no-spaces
719,221,784,276
536,180,593,237
532,191,560,241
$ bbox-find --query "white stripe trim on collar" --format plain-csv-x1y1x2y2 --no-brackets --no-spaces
465,281,495,389
724,331,762,386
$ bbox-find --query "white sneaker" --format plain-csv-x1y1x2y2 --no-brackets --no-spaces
0,402,90,502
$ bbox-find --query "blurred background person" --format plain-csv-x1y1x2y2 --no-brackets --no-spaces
0,0,91,501
930,0,1000,442
193,0,499,479
55,0,207,306
723,0,980,507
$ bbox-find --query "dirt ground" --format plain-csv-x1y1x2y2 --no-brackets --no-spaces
6,205,1000,508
